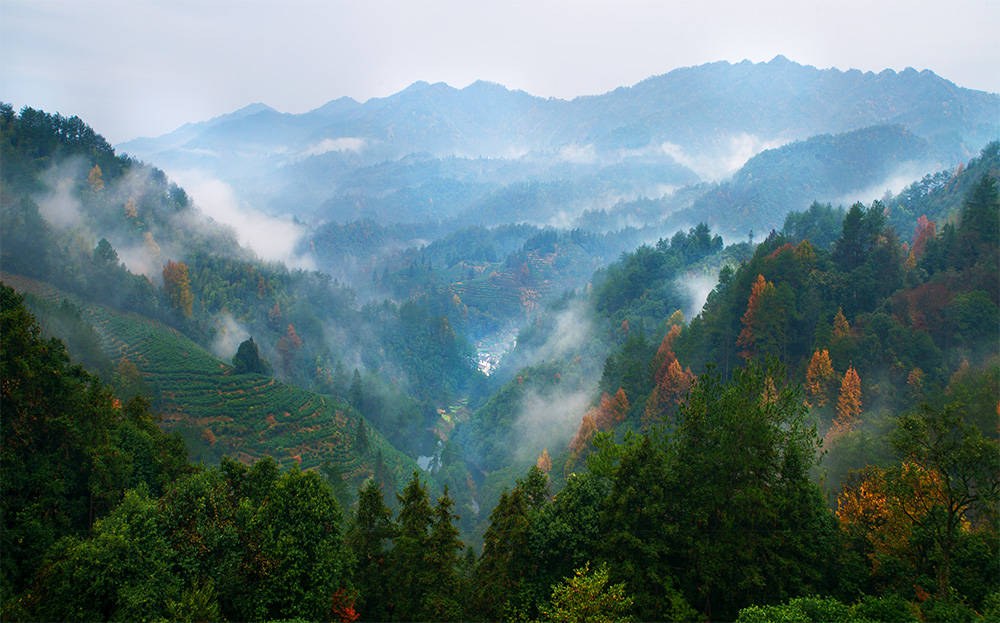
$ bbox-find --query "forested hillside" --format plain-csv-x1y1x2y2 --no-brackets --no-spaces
0,105,482,462
2,87,999,622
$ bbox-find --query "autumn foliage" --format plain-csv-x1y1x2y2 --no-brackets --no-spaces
568,414,597,456
832,308,851,340
162,259,193,317
536,448,552,473
804,349,835,407
276,323,304,370
827,365,862,443
87,164,104,192
910,215,936,258
737,273,776,359
643,325,694,428
569,388,629,457
836,463,952,573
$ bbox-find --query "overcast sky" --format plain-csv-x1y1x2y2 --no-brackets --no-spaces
3,0,998,144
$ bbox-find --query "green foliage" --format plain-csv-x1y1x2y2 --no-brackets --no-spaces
539,562,635,623
890,403,1000,595
735,594,921,623
600,363,838,621
686,125,931,238
348,480,396,621
13,459,353,622
389,472,464,621
233,336,271,375
592,224,722,336
474,467,552,620
0,284,190,600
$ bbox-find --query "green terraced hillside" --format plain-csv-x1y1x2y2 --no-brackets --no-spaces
1,272,419,490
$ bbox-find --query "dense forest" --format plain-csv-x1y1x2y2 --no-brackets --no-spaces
2,97,999,623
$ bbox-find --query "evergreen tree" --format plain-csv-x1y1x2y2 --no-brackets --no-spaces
232,337,270,375
421,487,464,621
349,480,395,621
390,471,433,620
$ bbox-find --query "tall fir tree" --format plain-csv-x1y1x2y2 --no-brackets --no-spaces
349,480,395,622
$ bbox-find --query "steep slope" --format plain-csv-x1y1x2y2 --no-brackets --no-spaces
683,124,934,238
1,272,418,485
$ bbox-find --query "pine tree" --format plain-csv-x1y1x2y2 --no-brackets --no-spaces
354,418,370,455
594,389,629,432
124,196,138,218
643,332,694,429
569,413,598,456
421,487,464,621
373,448,395,504
474,468,546,620
349,480,395,621
276,323,303,371
390,472,433,620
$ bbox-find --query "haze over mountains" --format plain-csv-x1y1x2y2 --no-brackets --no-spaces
121,57,998,237
4,38,1000,620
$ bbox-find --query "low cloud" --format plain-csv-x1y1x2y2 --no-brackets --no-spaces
557,143,597,164
675,272,719,320
116,236,165,282
832,161,934,208
166,169,315,270
513,384,595,462
662,133,786,181
211,313,250,360
506,299,603,462
36,161,86,229
302,137,366,157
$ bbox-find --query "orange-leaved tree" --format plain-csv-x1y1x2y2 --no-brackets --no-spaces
162,260,193,317
827,365,861,443
536,448,552,473
737,273,776,359
804,349,835,407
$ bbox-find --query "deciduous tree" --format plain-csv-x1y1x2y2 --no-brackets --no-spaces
162,259,193,317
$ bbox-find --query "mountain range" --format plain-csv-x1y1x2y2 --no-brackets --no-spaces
120,56,998,232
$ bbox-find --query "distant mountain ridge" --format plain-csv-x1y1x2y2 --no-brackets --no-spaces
117,56,998,247
121,56,998,164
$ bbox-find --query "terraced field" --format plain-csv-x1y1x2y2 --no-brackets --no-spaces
2,272,418,488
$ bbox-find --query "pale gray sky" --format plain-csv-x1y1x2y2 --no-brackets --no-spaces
2,0,998,144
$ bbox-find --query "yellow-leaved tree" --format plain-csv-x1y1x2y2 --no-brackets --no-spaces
162,260,193,317
804,349,835,407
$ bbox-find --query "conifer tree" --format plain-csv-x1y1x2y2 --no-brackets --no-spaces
569,413,598,456
836,366,862,423
911,215,936,258
421,487,464,621
349,480,395,621
390,472,433,620
828,366,862,443
737,274,777,359
804,349,835,407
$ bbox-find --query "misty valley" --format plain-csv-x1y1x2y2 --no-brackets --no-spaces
2,57,999,622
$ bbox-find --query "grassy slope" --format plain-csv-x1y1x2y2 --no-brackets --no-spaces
1,272,419,489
